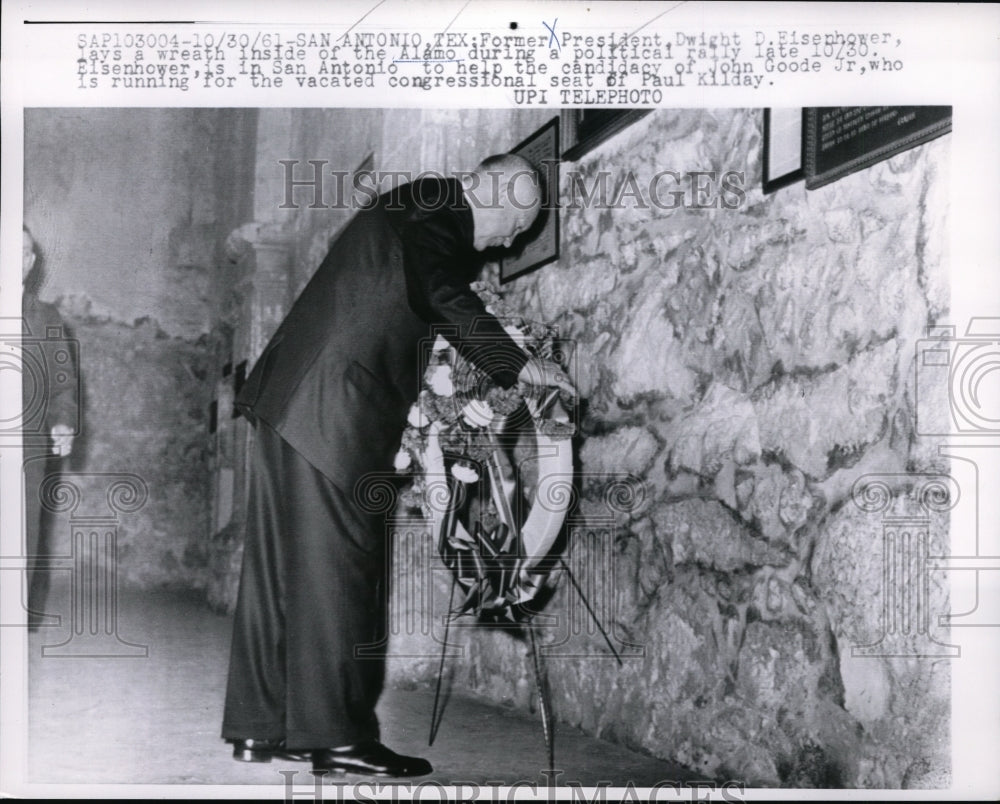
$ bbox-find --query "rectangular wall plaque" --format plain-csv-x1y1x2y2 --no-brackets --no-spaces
500,116,560,284
805,106,952,189
763,108,805,194
560,109,651,162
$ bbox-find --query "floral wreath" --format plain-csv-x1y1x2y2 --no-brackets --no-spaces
395,281,576,622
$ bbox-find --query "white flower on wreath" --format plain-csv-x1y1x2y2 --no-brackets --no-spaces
451,463,479,484
501,323,528,348
393,449,412,471
426,363,454,396
461,399,495,428
407,404,429,428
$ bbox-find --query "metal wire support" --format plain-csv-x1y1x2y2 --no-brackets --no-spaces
428,575,457,746
527,624,555,773
558,555,623,667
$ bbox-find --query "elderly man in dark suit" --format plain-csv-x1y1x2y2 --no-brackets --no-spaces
221,153,573,777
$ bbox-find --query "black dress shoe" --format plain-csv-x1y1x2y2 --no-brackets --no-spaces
230,738,311,763
311,740,432,777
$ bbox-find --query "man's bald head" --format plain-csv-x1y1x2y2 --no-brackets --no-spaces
473,152,543,210
462,153,543,251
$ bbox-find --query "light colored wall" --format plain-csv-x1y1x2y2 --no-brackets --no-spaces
23,108,256,592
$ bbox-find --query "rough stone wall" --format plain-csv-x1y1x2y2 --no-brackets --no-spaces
23,108,256,593
457,109,951,787
209,107,951,788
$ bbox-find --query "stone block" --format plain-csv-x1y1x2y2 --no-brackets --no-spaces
607,288,697,403
737,620,826,714
748,571,820,624
738,462,814,546
714,289,771,391
634,516,673,597
578,425,661,479
534,257,620,314
735,620,867,786
811,485,951,653
823,208,860,244
918,142,950,321
838,650,890,724
754,339,899,479
661,382,760,477
900,341,951,474
811,486,951,787
652,498,790,572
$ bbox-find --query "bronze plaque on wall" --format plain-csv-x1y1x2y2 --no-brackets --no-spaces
805,106,951,190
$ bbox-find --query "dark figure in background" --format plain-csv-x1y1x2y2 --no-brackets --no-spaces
22,226,79,631
221,154,574,777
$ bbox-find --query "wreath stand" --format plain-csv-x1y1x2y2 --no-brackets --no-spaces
420,394,623,772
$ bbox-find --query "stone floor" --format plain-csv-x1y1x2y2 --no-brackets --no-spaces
21,579,699,794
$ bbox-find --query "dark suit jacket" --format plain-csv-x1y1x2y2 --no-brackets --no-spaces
22,290,80,444
236,178,529,491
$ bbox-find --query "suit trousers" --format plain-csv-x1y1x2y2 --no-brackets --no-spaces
221,422,388,749
23,447,61,630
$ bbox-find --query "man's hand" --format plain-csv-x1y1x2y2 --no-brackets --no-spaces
517,357,576,398
50,424,74,458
